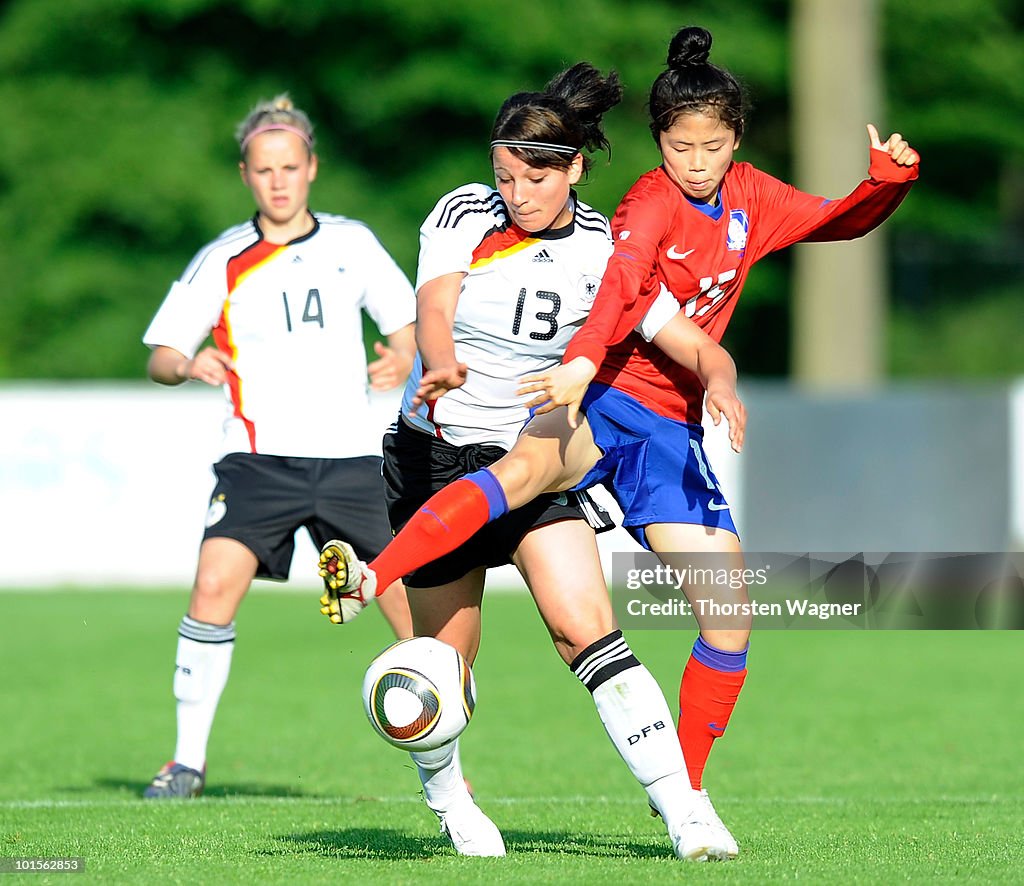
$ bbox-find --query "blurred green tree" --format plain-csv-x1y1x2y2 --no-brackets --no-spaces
0,0,1020,379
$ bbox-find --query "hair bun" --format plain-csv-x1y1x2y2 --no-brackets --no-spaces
667,26,712,70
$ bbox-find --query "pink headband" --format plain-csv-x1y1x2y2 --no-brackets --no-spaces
240,124,313,153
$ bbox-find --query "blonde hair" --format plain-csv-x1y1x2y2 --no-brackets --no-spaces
235,93,315,156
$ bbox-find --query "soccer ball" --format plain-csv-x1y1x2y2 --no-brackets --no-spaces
362,636,476,752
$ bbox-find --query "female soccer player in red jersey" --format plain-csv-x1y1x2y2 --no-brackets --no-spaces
319,25,918,858
525,24,917,812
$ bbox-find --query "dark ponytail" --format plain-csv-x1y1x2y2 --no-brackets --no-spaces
491,63,623,173
649,26,747,142
667,26,712,69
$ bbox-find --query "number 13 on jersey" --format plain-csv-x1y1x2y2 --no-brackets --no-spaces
512,288,561,341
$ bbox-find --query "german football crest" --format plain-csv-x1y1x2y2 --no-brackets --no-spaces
726,209,749,252
205,493,227,527
579,274,601,304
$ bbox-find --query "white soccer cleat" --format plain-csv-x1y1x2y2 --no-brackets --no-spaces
694,788,739,859
433,795,507,857
656,788,738,862
318,539,378,624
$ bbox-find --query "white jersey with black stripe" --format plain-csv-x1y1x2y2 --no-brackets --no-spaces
402,183,612,449
143,212,415,459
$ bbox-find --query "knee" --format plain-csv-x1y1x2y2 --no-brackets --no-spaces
549,617,615,666
190,569,244,621
489,455,542,509
192,569,229,602
701,628,750,653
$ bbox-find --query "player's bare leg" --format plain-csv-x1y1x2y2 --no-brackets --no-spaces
145,538,256,798
514,519,614,665
487,407,603,509
647,522,749,857
405,570,503,855
516,521,732,860
646,523,751,653
376,579,413,639
188,537,257,625
314,408,597,625
406,568,484,666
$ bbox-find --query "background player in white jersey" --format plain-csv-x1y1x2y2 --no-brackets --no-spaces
319,64,745,861
141,94,416,799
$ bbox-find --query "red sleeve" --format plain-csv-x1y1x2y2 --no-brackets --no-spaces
564,176,671,368
747,149,918,260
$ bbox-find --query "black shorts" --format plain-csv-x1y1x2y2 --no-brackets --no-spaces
203,452,393,581
382,419,614,588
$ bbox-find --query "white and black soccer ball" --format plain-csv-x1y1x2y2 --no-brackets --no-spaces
362,636,476,752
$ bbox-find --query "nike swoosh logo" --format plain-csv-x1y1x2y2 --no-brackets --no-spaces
708,501,730,511
708,722,726,734
666,245,695,260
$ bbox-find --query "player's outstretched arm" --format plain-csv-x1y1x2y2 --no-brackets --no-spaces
411,364,470,408
518,357,597,430
147,344,234,387
695,346,745,454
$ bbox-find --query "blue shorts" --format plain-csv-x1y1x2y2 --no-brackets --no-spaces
573,384,737,550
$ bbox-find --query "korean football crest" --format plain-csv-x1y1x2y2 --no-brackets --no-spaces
726,209,749,252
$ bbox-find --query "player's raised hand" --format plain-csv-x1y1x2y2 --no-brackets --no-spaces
867,123,919,167
517,357,597,429
368,341,411,391
704,381,746,453
409,362,469,409
187,347,234,386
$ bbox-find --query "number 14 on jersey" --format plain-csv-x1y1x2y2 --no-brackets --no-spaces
281,288,324,331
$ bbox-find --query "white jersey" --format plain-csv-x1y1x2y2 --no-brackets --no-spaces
144,212,415,459
402,184,679,449
402,184,613,449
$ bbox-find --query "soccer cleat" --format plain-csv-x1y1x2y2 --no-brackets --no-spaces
693,789,739,859
318,539,378,624
433,795,507,857
653,789,738,861
143,761,205,799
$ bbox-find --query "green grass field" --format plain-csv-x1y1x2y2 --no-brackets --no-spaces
1,589,1021,884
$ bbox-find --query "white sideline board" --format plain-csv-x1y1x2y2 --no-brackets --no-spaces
0,383,744,589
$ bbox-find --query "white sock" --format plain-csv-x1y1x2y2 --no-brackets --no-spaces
645,773,701,831
572,631,690,815
172,616,235,772
410,739,467,812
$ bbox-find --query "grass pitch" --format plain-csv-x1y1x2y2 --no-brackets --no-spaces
1,589,1021,884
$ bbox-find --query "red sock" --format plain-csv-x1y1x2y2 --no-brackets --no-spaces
677,656,747,790
368,478,493,591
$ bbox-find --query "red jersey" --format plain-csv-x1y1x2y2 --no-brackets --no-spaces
564,149,918,424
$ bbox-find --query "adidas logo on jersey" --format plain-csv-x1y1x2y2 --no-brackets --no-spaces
532,249,554,263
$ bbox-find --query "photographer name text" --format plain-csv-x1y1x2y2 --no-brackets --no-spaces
624,597,862,620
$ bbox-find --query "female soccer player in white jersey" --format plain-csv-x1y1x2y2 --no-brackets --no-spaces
318,26,920,860
319,64,746,861
140,94,416,799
